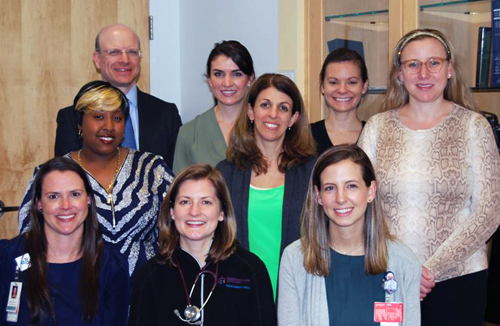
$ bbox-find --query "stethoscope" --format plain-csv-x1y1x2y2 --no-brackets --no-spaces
173,258,219,325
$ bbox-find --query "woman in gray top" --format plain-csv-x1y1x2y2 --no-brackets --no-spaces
278,145,421,326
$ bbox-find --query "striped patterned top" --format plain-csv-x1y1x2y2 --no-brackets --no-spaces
18,150,174,276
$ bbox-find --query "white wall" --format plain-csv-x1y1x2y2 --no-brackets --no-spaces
149,1,181,111
150,0,279,122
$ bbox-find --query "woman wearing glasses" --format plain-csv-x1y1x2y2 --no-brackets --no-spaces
358,29,500,325
129,164,276,326
18,81,174,278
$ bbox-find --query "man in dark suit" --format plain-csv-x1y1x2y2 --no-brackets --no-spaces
55,24,182,168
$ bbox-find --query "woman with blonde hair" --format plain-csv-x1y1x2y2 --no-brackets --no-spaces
129,164,276,325
19,81,174,278
359,29,500,325
278,145,420,325
217,73,316,296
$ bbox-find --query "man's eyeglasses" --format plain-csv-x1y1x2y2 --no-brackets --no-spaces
101,49,142,58
400,57,448,75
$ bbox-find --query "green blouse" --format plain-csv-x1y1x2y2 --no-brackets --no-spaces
248,184,285,298
173,107,227,174
325,249,385,325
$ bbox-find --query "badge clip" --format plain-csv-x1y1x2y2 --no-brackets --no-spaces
15,253,31,272
383,271,398,295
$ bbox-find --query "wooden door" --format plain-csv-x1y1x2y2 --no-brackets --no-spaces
0,0,149,239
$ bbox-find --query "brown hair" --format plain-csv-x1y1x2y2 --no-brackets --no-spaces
383,28,477,112
26,157,102,323
320,47,368,85
300,145,393,276
227,73,316,174
205,40,254,78
158,164,237,265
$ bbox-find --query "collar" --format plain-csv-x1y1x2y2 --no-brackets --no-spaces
126,84,138,108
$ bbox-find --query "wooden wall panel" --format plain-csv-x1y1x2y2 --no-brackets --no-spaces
0,0,149,239
304,0,323,122
388,0,418,64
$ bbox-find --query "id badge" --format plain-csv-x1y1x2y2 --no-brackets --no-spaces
6,282,22,322
374,302,403,326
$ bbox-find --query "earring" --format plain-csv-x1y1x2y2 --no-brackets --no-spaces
250,119,254,124
288,126,292,131
78,129,83,139
448,74,451,79
367,199,372,203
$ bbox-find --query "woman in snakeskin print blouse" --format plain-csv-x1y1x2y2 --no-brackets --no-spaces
358,29,500,325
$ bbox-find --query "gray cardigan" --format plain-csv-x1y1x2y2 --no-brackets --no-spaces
216,157,315,255
278,240,422,326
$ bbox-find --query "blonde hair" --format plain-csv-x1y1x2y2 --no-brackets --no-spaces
383,28,477,112
300,145,393,276
73,80,129,126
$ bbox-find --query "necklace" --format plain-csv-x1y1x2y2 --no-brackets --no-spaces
331,242,364,256
77,147,121,228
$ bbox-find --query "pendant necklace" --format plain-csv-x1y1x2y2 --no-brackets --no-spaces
331,242,364,255
77,147,121,228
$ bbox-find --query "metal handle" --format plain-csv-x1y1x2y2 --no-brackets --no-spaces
0,200,19,219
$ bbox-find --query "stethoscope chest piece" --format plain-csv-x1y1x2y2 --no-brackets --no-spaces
184,305,201,322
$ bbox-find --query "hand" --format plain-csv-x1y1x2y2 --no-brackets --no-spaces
420,266,436,300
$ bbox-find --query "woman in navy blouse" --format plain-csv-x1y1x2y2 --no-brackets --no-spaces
0,157,129,325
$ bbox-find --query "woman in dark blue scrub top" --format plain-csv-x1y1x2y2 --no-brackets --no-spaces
0,157,129,325
277,145,421,326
